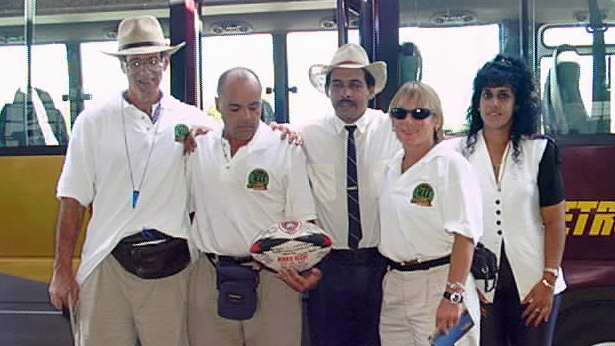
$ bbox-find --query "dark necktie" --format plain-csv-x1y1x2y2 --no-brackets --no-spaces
345,125,362,250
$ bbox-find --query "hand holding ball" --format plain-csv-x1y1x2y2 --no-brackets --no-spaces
251,221,332,273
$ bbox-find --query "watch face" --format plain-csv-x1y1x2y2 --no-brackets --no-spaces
444,291,463,304
450,292,463,304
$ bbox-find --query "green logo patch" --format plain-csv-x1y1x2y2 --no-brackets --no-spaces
247,168,269,191
411,183,434,206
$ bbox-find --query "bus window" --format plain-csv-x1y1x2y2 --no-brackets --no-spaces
539,26,614,134
81,41,171,113
287,31,337,125
0,44,69,147
287,30,359,125
399,25,499,132
540,54,598,131
543,25,615,48
201,34,274,121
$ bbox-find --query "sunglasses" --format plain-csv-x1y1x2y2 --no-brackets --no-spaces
390,107,434,120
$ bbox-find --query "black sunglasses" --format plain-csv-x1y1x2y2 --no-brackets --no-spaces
390,107,434,120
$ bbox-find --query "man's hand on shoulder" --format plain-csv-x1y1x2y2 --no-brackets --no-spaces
182,125,213,155
269,122,303,147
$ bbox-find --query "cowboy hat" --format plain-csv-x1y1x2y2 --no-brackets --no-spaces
103,15,185,57
309,43,387,94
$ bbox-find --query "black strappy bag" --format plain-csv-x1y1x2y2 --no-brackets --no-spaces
471,242,498,292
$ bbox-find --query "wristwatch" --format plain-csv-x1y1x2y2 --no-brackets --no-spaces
443,291,464,304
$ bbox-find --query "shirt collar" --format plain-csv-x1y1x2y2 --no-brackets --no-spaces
387,141,449,170
121,91,170,114
218,121,269,154
330,108,373,136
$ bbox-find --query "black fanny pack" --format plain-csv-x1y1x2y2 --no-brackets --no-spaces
111,229,190,280
471,242,498,292
215,261,259,321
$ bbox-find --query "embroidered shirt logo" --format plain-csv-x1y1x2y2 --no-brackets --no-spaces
247,168,269,190
411,183,434,206
174,123,189,141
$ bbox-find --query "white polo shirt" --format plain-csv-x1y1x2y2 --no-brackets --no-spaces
298,109,400,249
379,143,483,262
446,133,566,301
56,92,219,284
188,122,317,257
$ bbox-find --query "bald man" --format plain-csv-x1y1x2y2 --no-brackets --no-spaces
186,67,320,346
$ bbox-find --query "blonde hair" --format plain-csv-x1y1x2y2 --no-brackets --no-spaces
388,81,444,143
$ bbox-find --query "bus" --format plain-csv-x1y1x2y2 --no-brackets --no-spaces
0,0,613,345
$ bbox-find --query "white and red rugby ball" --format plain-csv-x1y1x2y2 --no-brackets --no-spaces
251,221,332,272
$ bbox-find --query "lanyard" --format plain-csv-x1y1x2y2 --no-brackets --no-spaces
121,97,163,208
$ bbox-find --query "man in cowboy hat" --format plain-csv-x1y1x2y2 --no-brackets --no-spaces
299,43,400,346
48,15,217,346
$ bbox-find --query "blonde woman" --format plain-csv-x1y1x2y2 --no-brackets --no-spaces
378,82,482,346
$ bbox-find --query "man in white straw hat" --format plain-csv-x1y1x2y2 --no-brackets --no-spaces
49,15,217,346
299,43,400,346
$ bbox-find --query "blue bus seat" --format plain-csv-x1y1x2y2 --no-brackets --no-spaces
261,99,275,124
399,41,422,85
542,45,592,134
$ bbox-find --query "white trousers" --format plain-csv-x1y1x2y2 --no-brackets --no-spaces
380,264,480,346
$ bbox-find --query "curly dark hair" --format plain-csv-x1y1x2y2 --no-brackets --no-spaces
463,54,541,162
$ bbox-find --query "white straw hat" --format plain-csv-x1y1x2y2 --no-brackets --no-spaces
309,43,387,94
103,15,185,57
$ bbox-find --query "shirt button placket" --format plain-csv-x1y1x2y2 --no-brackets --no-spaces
495,198,503,236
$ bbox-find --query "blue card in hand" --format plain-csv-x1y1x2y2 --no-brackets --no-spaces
429,309,475,346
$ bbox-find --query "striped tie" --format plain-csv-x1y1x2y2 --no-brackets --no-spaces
345,125,362,250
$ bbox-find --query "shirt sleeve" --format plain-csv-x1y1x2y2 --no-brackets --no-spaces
56,112,96,207
284,145,317,221
537,138,565,207
441,155,483,243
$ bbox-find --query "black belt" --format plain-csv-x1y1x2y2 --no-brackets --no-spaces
388,255,451,272
205,253,254,265
328,248,385,265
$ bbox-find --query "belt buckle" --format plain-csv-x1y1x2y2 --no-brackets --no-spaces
207,253,220,264
399,258,421,266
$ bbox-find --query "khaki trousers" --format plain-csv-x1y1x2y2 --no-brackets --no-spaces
74,255,190,346
380,264,480,346
188,256,301,346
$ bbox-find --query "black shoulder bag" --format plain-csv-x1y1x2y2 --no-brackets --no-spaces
471,242,498,292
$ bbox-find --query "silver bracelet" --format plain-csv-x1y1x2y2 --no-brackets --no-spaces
446,281,465,292
541,278,555,290
543,267,559,278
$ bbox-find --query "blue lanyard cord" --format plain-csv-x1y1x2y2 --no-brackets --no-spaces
121,97,163,208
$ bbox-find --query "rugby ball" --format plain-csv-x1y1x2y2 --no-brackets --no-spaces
251,221,332,272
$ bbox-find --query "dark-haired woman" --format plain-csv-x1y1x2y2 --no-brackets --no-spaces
446,55,566,345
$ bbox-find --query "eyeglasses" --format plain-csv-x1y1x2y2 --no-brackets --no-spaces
390,107,434,120
329,81,366,92
124,57,164,71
